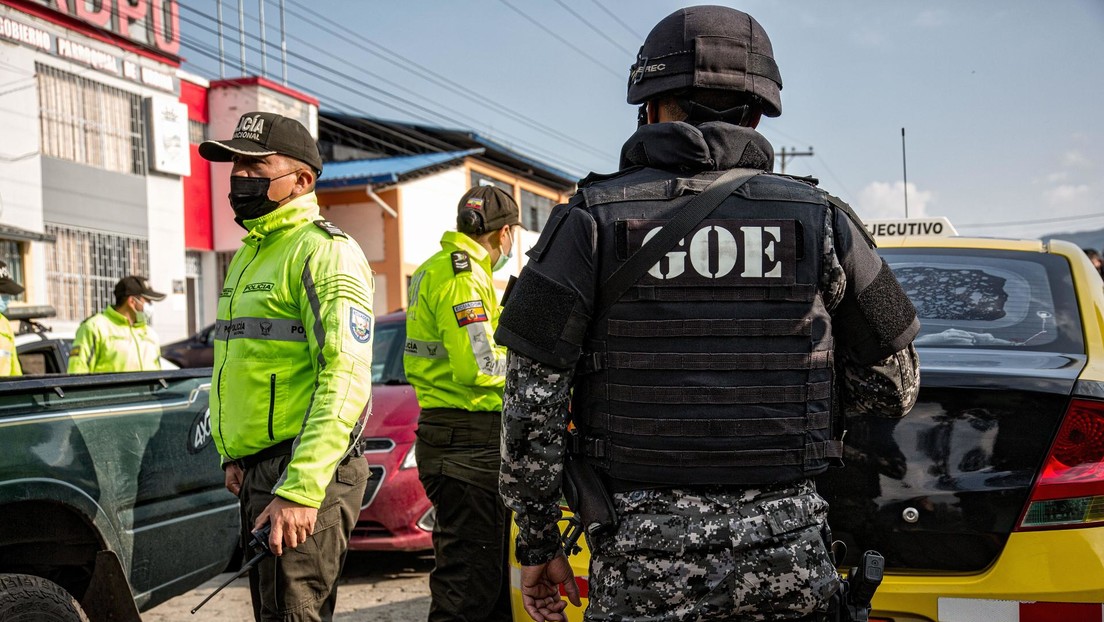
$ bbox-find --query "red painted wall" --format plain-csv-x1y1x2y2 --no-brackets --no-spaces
180,79,212,250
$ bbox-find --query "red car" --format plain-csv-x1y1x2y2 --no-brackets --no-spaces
350,310,434,552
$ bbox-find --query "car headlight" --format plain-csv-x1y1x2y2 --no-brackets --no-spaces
400,445,417,470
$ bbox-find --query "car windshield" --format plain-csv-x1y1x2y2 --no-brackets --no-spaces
880,248,1084,353
372,320,408,384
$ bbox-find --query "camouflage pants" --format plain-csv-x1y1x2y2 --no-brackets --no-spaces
584,479,838,622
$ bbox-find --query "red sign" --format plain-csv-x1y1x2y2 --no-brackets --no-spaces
28,0,180,57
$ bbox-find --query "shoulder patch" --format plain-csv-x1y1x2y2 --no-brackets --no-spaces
451,251,471,275
314,219,348,238
453,300,488,327
349,307,372,343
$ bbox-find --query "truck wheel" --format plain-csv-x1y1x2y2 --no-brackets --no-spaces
0,574,91,622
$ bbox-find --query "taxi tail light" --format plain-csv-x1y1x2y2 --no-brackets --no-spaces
1017,398,1104,530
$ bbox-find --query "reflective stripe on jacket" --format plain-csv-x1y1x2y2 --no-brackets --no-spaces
210,192,375,509
0,314,21,377
404,231,506,412
68,306,160,374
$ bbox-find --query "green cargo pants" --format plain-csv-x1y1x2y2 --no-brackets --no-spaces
415,408,512,622
239,452,369,622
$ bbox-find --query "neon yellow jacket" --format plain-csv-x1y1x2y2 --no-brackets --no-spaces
0,314,21,377
210,192,375,509
68,307,161,374
404,231,506,412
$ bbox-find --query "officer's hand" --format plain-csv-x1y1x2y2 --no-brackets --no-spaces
254,497,318,556
224,463,244,496
520,553,581,622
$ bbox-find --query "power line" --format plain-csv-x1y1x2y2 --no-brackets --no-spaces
182,3,591,174
550,0,635,55
176,29,447,156
587,0,645,41
279,0,611,162
178,12,588,176
495,0,623,79
958,212,1104,229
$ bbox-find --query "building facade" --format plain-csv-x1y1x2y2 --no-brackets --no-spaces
0,0,576,350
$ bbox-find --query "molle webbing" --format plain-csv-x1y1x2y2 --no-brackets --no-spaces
590,410,830,437
593,441,842,469
608,381,831,404
607,318,812,338
589,350,831,372
623,284,816,303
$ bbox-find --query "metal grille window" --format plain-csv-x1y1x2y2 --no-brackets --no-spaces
521,189,555,232
188,119,207,145
44,224,149,321
36,63,147,175
216,251,235,287
0,240,26,301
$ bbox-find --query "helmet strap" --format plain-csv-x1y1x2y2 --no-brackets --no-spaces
675,97,754,127
636,104,649,127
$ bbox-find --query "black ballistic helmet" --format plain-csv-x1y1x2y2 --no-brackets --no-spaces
627,5,783,117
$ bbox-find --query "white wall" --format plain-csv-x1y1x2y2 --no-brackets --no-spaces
0,43,47,301
399,168,468,268
146,173,187,342
318,201,386,262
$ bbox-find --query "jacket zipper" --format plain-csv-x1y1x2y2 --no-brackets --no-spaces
267,373,276,440
215,245,262,459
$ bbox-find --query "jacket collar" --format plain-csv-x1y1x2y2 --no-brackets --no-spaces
618,121,775,173
104,305,142,327
241,192,320,245
441,231,492,272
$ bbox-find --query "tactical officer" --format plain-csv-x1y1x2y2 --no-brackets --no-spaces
0,261,24,377
404,186,519,622
68,275,165,374
497,6,921,621
200,112,374,622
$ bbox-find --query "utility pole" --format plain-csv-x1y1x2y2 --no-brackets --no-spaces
778,146,814,175
901,127,909,218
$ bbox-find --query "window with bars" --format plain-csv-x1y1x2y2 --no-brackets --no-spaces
521,189,555,232
189,119,207,145
36,63,147,175
44,224,149,321
216,250,235,288
0,240,26,302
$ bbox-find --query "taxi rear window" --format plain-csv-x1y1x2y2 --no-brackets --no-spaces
879,248,1083,353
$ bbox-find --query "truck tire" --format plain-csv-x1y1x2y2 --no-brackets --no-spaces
0,574,91,622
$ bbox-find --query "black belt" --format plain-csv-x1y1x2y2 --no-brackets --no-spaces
233,439,295,471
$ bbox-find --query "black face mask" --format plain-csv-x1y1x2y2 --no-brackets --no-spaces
229,170,299,225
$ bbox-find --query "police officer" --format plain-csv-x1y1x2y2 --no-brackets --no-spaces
199,112,374,622
497,6,921,621
0,261,24,377
405,186,519,622
68,275,165,373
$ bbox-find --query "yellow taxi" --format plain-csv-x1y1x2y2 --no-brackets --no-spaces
509,219,1104,622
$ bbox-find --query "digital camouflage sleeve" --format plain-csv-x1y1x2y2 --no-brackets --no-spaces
500,211,920,567
499,351,575,566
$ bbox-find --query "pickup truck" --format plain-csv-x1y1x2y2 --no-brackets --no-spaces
0,369,238,621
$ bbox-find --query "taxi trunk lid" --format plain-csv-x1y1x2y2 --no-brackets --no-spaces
818,349,1086,572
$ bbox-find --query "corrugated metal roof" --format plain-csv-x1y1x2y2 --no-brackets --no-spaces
317,149,484,188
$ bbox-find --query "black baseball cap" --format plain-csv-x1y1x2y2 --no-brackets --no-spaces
0,261,23,296
457,186,522,233
199,111,324,175
114,275,166,302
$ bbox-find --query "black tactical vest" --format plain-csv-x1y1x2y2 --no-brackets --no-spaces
571,167,841,490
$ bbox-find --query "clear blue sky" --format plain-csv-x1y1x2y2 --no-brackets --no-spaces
180,1,1104,241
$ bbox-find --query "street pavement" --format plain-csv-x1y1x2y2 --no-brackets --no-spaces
144,551,434,621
